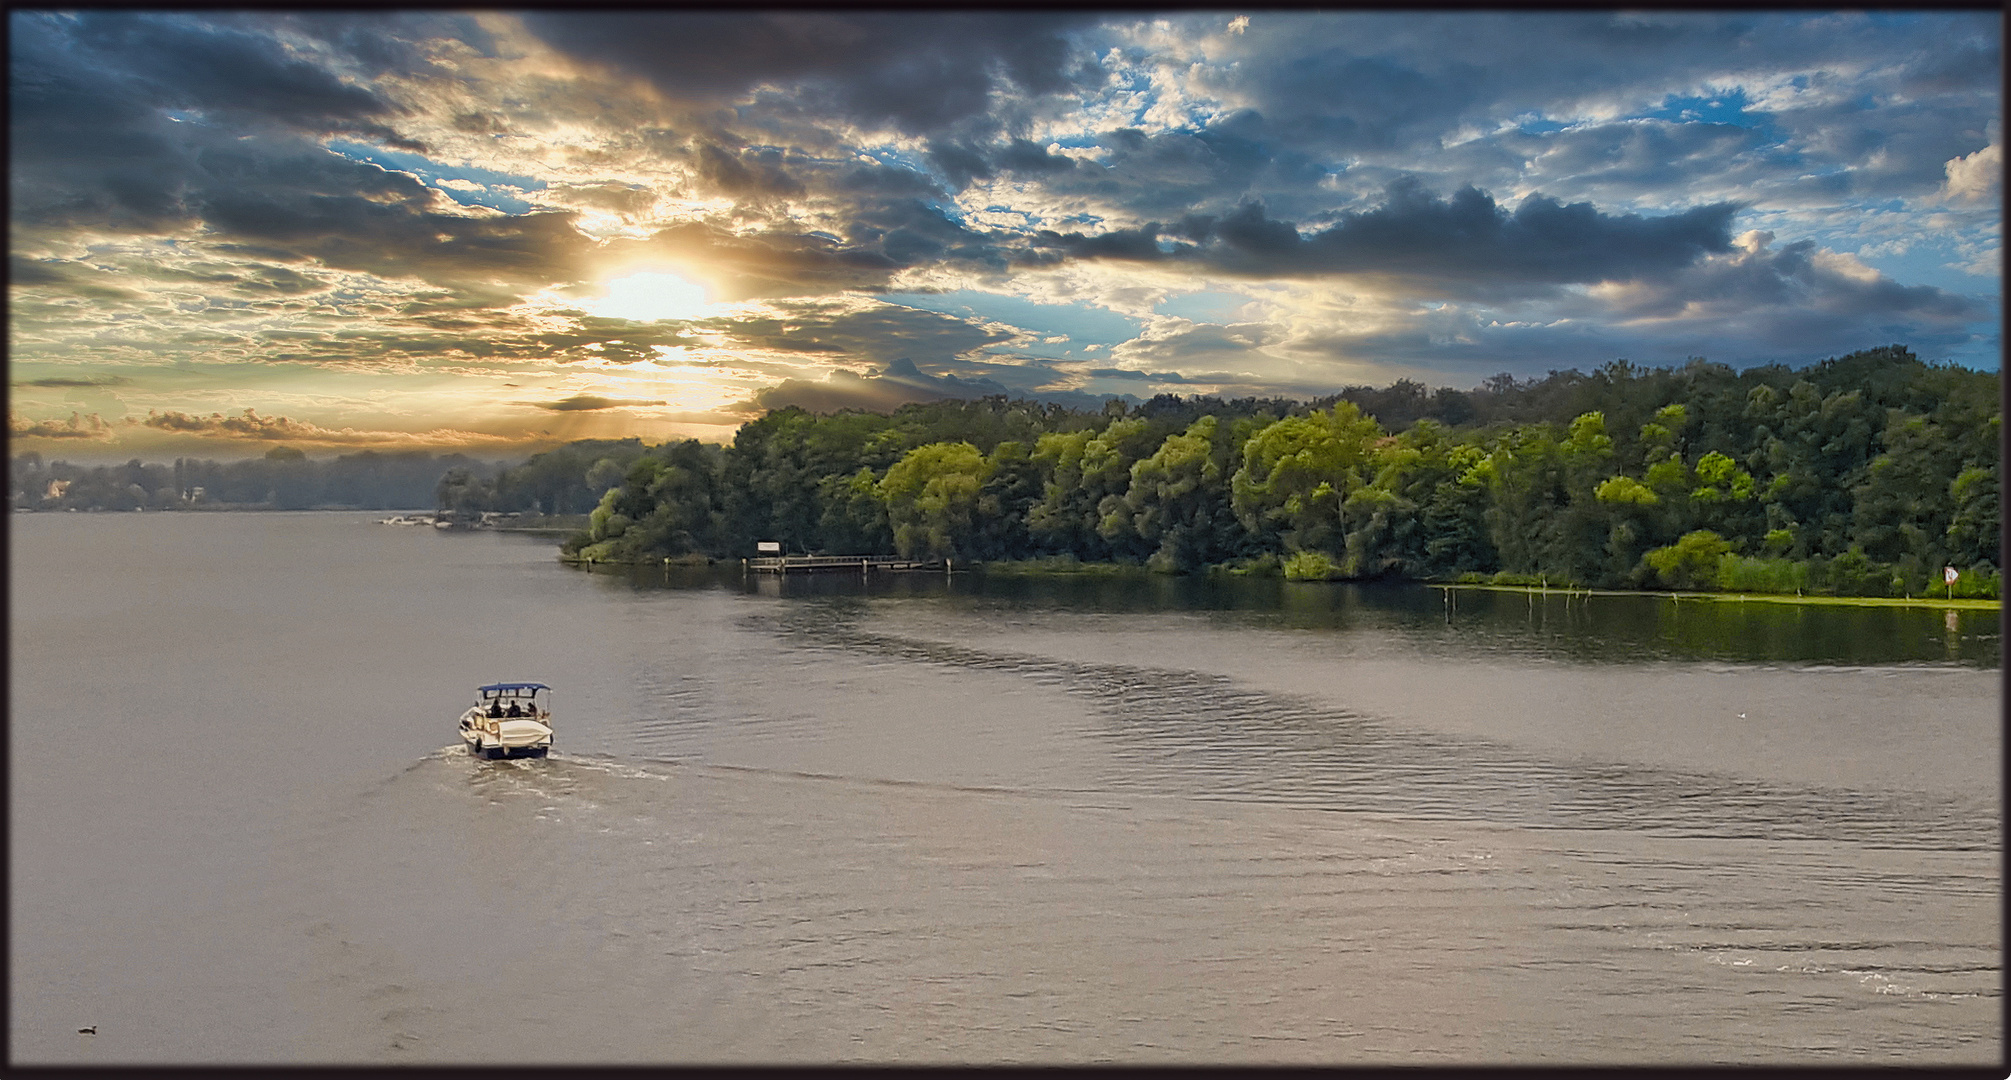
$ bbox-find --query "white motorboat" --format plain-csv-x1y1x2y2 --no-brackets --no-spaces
460,682,553,759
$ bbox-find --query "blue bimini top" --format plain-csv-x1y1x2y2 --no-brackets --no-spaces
478,682,550,693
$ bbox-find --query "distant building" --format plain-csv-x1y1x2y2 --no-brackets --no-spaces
45,479,69,499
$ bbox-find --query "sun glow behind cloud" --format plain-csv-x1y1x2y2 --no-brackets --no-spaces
585,270,714,322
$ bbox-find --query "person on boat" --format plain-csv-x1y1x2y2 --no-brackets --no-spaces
506,699,523,718
487,697,503,718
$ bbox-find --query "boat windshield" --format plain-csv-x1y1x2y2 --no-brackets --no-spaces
475,683,549,718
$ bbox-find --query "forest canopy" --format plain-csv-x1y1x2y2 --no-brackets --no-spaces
447,346,2001,599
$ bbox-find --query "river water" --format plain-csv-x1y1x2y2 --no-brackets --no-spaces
10,512,2002,1064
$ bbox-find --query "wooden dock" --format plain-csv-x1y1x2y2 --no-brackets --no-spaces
745,554,948,574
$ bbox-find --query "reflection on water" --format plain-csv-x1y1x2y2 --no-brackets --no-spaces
749,606,1995,851
594,563,2002,668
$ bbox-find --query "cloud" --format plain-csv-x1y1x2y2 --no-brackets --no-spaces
1105,319,1290,375
519,12,1098,137
137,408,504,447
1028,180,1740,296
1596,230,1982,328
597,203,1013,301
12,375,133,388
4,11,1997,442
1088,368,1190,383
740,355,1137,415
9,257,145,301
9,412,117,439
1281,228,1990,377
744,357,1009,414
59,12,418,145
534,394,668,412
704,301,1013,365
10,16,592,298
1941,141,2001,205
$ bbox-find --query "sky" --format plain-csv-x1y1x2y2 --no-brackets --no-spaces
8,10,2001,462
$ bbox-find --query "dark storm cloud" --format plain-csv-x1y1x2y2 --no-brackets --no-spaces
1505,121,1775,194
1218,12,1997,159
1028,180,1739,292
8,257,143,301
1604,235,1983,325
185,146,589,289
1290,236,1988,376
747,358,1010,415
709,303,1011,366
918,133,1084,191
695,143,806,200
743,357,1131,416
1019,122,1284,222
1243,50,1489,156
520,12,1098,137
534,395,668,412
52,11,417,146
1088,368,1189,383
10,13,590,296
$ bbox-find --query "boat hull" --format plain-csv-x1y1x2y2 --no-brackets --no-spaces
459,709,553,759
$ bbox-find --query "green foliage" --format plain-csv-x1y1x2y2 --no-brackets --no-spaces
1230,400,1382,556
1945,466,2000,569
1282,549,1340,580
1716,555,1809,594
1643,529,1732,590
1122,415,1243,572
467,350,1996,604
1595,475,1659,506
879,441,994,560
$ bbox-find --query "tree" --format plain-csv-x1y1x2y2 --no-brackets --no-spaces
1642,529,1731,590
878,441,994,560
1230,401,1382,557
1028,418,1153,560
973,440,1043,560
1122,415,1240,572
436,467,493,515
1945,465,2000,571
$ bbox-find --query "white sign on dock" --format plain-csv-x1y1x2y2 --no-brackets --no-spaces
757,541,782,554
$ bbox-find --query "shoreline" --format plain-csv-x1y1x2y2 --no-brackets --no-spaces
561,552,2002,608
1429,582,2001,610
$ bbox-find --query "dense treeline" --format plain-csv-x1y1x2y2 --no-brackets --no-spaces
460,345,2001,598
10,446,505,511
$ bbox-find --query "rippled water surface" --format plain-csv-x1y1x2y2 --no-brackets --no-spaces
11,513,2002,1064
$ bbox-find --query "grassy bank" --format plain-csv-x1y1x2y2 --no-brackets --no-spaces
977,558,2003,608
1432,582,2001,610
969,557,1156,577
559,550,716,567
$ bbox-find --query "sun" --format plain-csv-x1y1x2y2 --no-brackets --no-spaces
588,269,713,322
